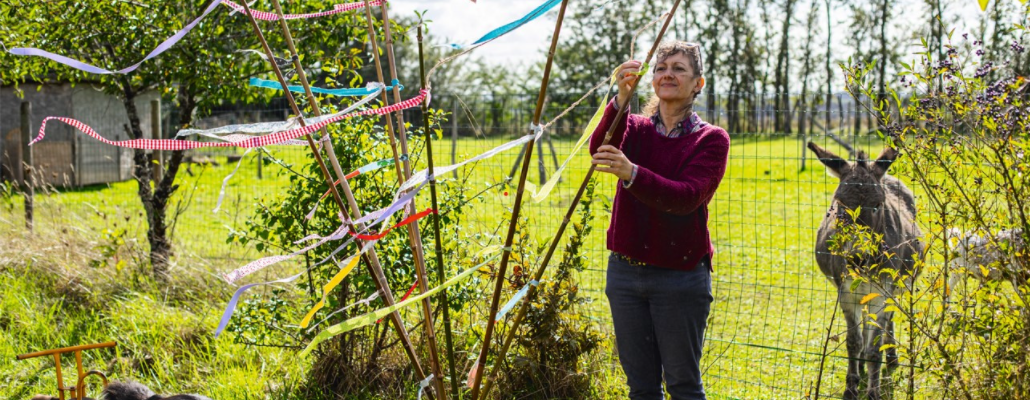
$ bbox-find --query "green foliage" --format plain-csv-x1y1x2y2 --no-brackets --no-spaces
230,98,478,394
843,28,1030,399
0,0,376,276
0,182,16,213
498,177,603,398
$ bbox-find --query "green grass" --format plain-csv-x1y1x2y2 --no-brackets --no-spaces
1,133,911,399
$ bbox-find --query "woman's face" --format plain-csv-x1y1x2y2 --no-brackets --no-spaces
651,52,703,104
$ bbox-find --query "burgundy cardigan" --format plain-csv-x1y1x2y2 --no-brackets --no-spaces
589,101,730,270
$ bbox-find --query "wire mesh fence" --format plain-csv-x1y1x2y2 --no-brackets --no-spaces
0,89,905,399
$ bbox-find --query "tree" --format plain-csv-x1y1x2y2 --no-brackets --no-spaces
845,0,873,136
797,0,822,140
0,0,369,276
550,0,657,121
872,0,898,115
774,0,798,134
702,0,730,125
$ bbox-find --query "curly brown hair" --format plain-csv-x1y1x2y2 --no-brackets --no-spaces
642,41,704,117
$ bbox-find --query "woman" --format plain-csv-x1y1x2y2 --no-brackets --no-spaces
589,41,729,400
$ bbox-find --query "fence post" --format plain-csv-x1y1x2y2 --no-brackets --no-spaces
21,101,33,231
451,98,458,179
151,100,163,182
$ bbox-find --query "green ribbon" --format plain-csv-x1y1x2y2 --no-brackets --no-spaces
300,254,500,356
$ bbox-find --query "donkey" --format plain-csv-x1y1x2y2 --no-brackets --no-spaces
809,142,924,400
947,227,1027,290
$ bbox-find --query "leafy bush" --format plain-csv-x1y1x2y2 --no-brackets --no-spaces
229,100,480,395
843,30,1030,400
494,177,603,398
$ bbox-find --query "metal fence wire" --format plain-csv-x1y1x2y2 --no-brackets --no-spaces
1,90,912,399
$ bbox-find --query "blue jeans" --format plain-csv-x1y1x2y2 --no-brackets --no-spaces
605,253,713,400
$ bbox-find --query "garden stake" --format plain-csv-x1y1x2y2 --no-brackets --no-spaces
416,22,460,400
479,1,682,396
359,0,447,397
469,0,571,398
240,2,429,387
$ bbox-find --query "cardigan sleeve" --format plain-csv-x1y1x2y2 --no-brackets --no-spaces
589,98,631,155
625,128,730,216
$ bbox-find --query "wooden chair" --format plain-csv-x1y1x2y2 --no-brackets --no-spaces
16,341,117,400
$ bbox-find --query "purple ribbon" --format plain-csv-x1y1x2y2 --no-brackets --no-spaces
8,0,223,75
214,272,303,337
317,181,429,265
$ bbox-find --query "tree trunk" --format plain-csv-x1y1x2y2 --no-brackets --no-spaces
120,83,194,278
875,0,890,128
826,0,833,138
774,0,796,133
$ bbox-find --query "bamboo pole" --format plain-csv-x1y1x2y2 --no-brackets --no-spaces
479,2,683,396
415,22,461,400
239,2,430,389
469,0,572,398
359,1,447,398
376,6,461,392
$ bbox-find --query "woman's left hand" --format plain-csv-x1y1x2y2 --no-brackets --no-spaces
592,145,635,181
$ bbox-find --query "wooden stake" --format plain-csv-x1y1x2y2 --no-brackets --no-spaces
478,2,683,396
469,1,572,398
239,2,430,388
20,101,33,232
360,1,447,398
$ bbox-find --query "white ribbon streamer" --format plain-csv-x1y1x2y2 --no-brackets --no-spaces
417,374,434,400
399,134,535,192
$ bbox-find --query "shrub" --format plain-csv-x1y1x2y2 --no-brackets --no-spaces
843,30,1030,400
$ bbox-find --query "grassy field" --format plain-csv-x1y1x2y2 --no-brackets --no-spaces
0,132,904,399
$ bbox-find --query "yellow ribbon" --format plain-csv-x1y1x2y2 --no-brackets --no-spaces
299,246,366,328
300,253,500,357
526,67,619,202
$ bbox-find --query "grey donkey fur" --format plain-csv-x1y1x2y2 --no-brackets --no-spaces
101,381,212,400
809,142,923,400
30,381,212,400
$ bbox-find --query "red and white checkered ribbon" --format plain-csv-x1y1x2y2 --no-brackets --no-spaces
30,90,427,150
223,0,385,20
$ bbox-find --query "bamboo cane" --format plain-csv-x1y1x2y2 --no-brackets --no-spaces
377,3,459,397
241,2,430,391
468,1,572,399
358,1,447,398
479,2,683,397
414,22,460,400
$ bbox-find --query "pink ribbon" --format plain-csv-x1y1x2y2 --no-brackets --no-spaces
223,0,386,21
30,91,427,150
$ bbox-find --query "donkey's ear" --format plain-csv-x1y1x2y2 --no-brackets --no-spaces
871,147,899,178
808,142,849,179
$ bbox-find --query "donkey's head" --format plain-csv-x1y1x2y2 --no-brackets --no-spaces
808,142,900,227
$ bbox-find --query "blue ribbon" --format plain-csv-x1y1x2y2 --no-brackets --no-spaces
494,280,540,322
249,77,403,96
447,0,562,49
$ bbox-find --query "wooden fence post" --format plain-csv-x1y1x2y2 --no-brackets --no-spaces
451,98,458,179
151,100,163,182
21,101,33,231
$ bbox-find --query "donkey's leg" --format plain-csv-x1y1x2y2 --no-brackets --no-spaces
863,287,890,400
840,286,864,400
884,311,899,373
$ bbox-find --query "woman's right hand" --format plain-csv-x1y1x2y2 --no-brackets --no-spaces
616,60,643,107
